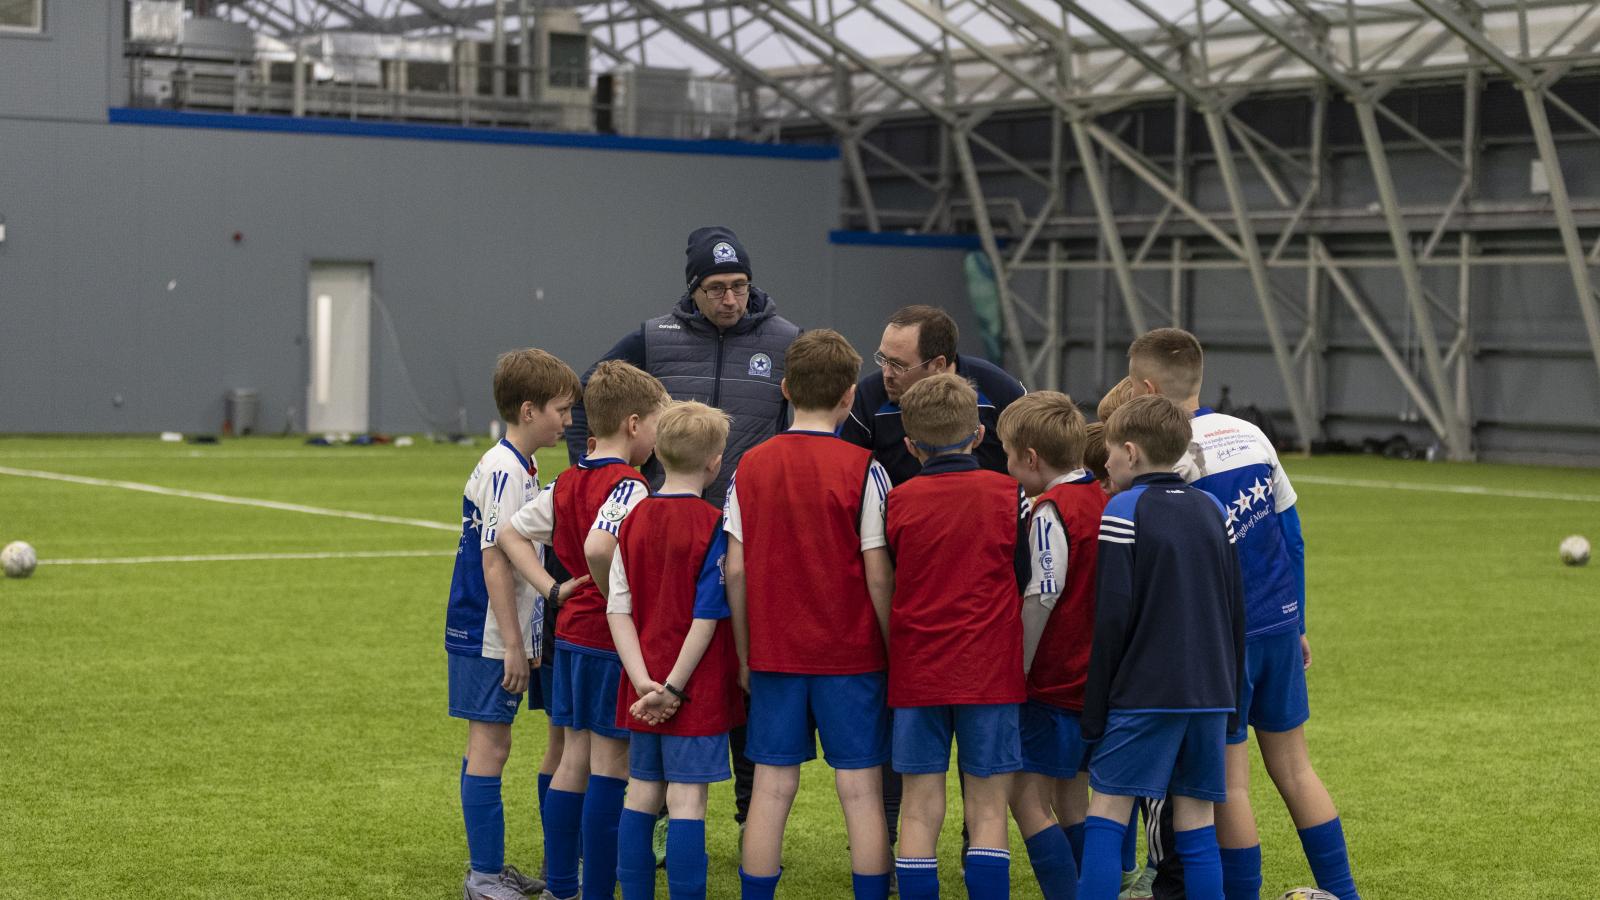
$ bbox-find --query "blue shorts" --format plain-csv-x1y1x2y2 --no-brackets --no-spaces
1087,712,1227,802
1229,628,1311,743
448,653,524,724
629,732,732,784
550,643,629,739
745,672,890,769
1020,702,1089,779
892,703,1022,777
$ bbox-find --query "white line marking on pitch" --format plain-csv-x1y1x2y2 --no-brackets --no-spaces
41,549,454,566
1295,474,1600,503
0,465,458,531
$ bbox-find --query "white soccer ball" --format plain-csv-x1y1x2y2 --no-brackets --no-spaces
1275,890,1340,900
1,541,38,578
1560,534,1590,567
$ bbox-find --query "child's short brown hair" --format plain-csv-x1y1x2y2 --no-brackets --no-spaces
1096,376,1137,422
1105,394,1192,468
654,401,730,474
584,360,668,438
996,390,1087,470
1127,328,1204,400
493,348,582,422
1082,422,1110,484
899,372,979,451
784,329,861,411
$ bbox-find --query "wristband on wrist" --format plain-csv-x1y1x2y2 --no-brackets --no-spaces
547,581,562,608
662,682,689,703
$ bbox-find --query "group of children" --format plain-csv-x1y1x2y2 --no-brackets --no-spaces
442,326,1361,900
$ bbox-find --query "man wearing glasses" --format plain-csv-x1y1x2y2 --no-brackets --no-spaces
842,305,1025,486
566,225,800,507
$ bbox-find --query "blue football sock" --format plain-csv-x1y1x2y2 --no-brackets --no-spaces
894,857,938,900
1025,825,1078,900
538,772,552,809
1063,821,1086,870
1075,815,1126,900
740,867,781,900
852,871,891,900
617,807,658,900
666,818,709,900
582,775,628,900
461,774,505,877
1175,826,1223,900
965,847,1011,900
1298,817,1360,900
541,787,584,898
1220,844,1262,900
1121,806,1139,872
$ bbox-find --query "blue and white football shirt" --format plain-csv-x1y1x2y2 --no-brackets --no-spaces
1178,409,1300,638
444,439,542,659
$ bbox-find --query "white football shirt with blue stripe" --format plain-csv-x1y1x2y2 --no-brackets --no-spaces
444,439,542,659
1178,408,1299,638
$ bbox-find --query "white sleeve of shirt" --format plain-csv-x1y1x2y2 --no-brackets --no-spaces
590,478,647,536
480,454,533,551
723,476,743,543
859,461,890,551
1267,440,1298,512
1024,502,1066,605
508,478,556,545
605,550,632,615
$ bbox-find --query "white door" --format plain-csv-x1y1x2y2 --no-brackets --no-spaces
306,263,372,434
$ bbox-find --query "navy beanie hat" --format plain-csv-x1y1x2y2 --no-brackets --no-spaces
685,226,752,290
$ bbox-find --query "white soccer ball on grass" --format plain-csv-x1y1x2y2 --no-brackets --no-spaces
2,541,38,578
1560,534,1590,567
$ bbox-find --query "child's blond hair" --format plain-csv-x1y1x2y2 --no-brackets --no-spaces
899,372,979,452
585,360,668,438
492,349,582,422
655,401,731,473
1096,376,1137,422
996,390,1087,471
1105,394,1192,468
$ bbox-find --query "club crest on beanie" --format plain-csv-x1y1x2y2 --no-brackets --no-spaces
686,226,753,290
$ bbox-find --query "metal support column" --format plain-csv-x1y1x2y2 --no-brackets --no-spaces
1202,110,1318,450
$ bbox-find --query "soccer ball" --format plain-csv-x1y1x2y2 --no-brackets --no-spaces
1276,890,1340,900
1560,535,1590,567
1,541,37,578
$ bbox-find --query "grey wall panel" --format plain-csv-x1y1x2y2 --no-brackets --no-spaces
826,243,987,373
0,4,118,122
1,116,842,434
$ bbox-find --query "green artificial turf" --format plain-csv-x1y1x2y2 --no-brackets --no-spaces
1,436,1596,898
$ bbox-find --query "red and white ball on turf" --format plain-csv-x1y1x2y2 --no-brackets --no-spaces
2,541,37,578
1560,534,1590,567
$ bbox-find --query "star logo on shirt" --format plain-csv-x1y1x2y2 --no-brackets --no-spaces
1226,504,1241,527
464,510,483,534
1233,490,1252,518
1249,478,1270,506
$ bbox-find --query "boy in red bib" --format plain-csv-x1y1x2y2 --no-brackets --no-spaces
725,330,895,900
502,360,667,900
997,391,1107,899
606,401,744,900
886,372,1029,900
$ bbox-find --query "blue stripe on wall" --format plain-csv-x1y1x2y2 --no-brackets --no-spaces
828,229,989,250
108,107,840,161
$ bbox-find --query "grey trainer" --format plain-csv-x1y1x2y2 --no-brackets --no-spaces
463,872,534,900
499,864,547,896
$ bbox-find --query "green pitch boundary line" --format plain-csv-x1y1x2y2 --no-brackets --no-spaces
0,465,458,532
1295,474,1600,503
40,549,455,566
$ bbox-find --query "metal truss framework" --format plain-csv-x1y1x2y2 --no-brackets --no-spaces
212,0,1600,458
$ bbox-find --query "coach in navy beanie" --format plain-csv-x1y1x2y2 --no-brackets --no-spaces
685,226,753,291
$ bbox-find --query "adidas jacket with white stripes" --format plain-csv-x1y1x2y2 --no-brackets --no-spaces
1080,471,1246,743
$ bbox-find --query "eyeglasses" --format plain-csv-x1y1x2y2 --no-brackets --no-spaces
873,350,937,377
700,281,752,300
